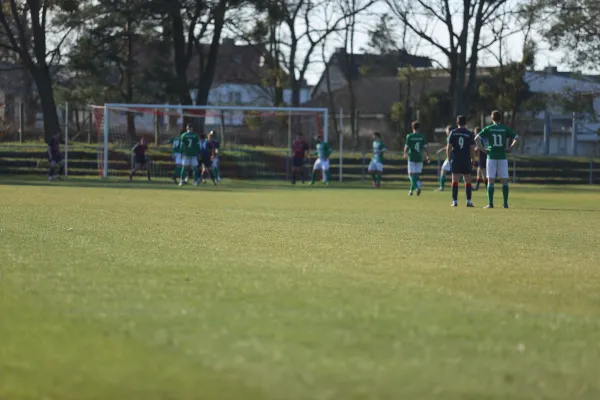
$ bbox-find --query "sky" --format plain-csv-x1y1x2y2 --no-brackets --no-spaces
298,1,571,86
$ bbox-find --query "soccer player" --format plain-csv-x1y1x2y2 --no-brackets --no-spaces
129,137,151,182
310,135,332,185
473,127,487,191
179,124,201,186
404,121,430,195
47,132,62,181
436,125,452,191
199,133,217,186
475,110,519,208
207,130,221,182
291,133,308,184
368,132,386,188
447,116,476,207
169,132,183,184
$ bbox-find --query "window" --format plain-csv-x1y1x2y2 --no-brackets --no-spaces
229,91,242,104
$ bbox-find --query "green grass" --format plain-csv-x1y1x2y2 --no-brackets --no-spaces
1,178,600,399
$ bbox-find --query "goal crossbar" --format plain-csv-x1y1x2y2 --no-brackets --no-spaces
99,103,329,179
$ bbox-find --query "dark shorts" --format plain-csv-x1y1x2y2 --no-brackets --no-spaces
49,153,61,163
292,157,304,168
135,156,147,166
450,158,472,175
201,159,212,168
478,153,487,168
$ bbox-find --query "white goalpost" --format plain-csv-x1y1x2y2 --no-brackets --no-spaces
91,104,329,179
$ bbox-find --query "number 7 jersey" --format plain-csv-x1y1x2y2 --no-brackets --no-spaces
476,123,517,160
179,132,200,157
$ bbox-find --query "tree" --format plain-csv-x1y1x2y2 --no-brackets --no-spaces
385,0,514,116
533,0,600,70
0,0,80,141
66,0,171,141
254,0,376,108
160,0,246,131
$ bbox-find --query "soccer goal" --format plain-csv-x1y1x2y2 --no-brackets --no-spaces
90,104,329,180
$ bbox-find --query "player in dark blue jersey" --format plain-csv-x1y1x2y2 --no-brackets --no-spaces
447,115,476,207
47,132,63,181
199,133,217,186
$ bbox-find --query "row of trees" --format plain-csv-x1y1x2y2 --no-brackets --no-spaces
0,0,598,141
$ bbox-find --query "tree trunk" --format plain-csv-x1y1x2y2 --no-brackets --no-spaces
170,4,192,107
195,0,227,134
125,18,136,143
323,49,339,141
32,69,60,142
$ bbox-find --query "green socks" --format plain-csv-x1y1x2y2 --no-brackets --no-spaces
440,174,446,189
487,183,495,206
174,166,181,179
325,170,331,183
214,167,220,180
409,174,417,191
192,167,199,181
502,182,509,206
371,173,377,183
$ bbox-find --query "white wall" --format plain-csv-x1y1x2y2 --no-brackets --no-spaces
208,83,311,107
524,72,600,133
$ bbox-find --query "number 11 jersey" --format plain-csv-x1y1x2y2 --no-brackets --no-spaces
476,124,517,160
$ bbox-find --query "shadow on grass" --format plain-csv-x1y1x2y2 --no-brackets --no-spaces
0,176,402,192
521,207,600,213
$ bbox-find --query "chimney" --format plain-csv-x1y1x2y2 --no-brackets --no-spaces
222,38,235,48
335,47,346,54
545,66,558,75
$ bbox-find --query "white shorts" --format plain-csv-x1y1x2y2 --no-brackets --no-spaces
487,159,509,179
408,161,423,174
181,156,198,167
368,160,383,172
442,159,451,173
212,156,219,169
172,153,182,165
313,158,329,171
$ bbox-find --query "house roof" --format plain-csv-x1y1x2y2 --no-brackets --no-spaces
188,39,307,87
312,49,432,96
333,49,432,79
305,75,450,115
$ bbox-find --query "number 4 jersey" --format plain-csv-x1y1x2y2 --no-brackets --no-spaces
405,132,427,162
476,123,517,160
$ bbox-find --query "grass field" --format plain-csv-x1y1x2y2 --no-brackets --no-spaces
1,178,600,400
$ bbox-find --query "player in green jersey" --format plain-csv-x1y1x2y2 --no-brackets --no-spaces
178,123,201,186
475,110,519,208
404,121,430,195
310,135,332,185
368,132,386,188
168,132,183,184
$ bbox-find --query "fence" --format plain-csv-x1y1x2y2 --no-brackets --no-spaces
1,142,598,185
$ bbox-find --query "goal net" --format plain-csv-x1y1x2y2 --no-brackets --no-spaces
91,104,328,180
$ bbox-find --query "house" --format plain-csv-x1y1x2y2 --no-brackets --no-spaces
518,67,600,156
311,48,432,98
188,39,312,108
